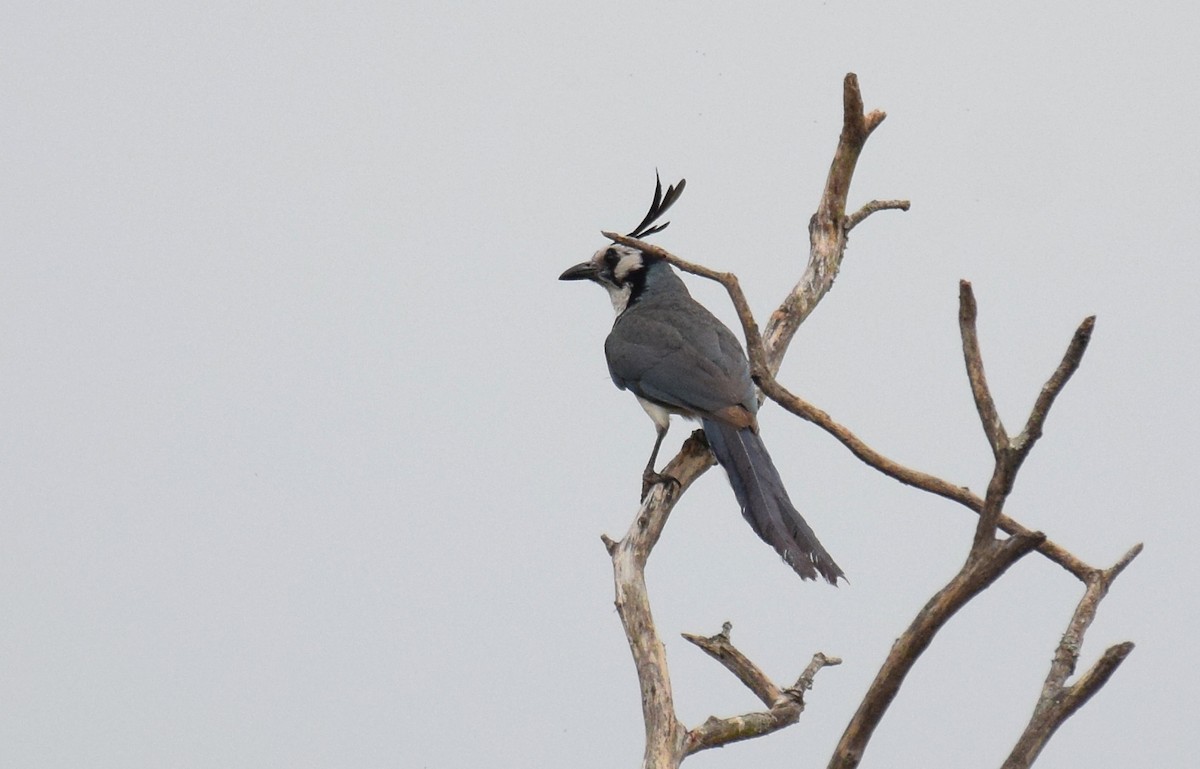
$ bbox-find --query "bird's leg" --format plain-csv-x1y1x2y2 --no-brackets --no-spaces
640,423,680,499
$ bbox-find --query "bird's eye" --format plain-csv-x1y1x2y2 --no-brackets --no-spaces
604,249,620,268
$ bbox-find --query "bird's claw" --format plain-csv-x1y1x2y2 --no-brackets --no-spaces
641,470,681,500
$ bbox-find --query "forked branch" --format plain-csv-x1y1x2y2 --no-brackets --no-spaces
959,280,1096,554
615,202,1134,769
1002,544,1141,769
830,530,1046,769
594,73,1135,769
762,73,908,372
680,623,841,755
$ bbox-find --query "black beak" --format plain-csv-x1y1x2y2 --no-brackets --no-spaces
559,262,598,281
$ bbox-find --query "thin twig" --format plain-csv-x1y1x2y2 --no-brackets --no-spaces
787,652,844,698
845,199,910,231
959,281,1009,456
959,281,1017,553
1014,316,1097,454
681,622,783,707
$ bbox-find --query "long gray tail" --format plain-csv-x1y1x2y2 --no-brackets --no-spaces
702,419,843,584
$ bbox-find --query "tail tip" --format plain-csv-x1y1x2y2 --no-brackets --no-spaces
785,550,845,586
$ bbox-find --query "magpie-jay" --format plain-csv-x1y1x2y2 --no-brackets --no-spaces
560,177,843,584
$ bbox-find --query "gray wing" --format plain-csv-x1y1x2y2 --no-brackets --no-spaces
605,297,756,418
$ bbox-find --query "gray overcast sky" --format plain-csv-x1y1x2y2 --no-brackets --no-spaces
2,2,1195,767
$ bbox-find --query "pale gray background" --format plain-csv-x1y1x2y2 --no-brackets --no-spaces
2,2,1195,767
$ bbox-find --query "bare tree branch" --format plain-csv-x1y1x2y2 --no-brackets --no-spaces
959,281,1018,554
959,281,1010,456
789,652,844,697
845,199,910,231
681,622,783,707
591,72,1135,769
1002,544,1142,768
1014,315,1097,454
829,531,1046,769
959,280,1096,556
761,73,907,374
754,375,1095,579
602,431,714,769
680,623,841,755
684,709,801,755
622,240,1130,768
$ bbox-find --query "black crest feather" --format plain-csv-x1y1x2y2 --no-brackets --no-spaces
625,172,686,239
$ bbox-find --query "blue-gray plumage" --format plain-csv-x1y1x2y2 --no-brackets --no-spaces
560,181,843,583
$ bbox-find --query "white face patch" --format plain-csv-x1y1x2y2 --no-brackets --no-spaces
584,245,645,317
612,248,644,282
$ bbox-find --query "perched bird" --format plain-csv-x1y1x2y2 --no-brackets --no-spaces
559,175,843,584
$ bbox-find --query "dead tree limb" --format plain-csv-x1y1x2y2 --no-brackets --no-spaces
830,530,1046,769
612,219,1136,769
679,623,842,755
828,284,1106,768
761,73,897,373
1002,544,1141,769
592,72,1135,769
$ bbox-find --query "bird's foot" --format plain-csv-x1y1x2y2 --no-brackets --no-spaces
641,470,681,501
